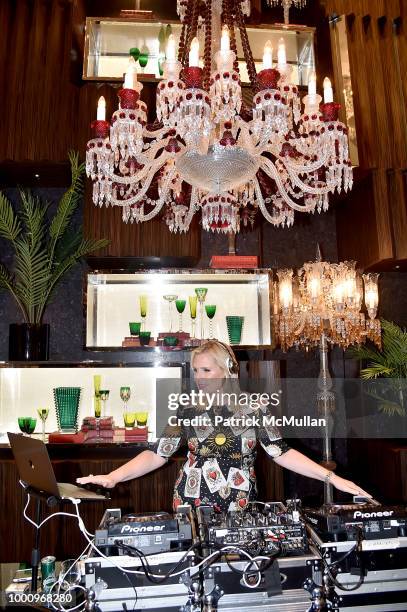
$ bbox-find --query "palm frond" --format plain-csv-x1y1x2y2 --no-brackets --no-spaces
48,151,84,257
19,189,48,248
14,239,50,321
0,192,21,241
0,263,29,321
37,237,109,321
360,363,393,379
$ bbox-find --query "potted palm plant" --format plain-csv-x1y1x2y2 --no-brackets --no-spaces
0,152,109,360
349,319,407,416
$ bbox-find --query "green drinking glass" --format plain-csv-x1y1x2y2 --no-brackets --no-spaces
226,316,245,345
175,299,186,332
18,417,37,436
129,322,141,336
139,331,151,346
129,47,140,62
139,50,149,72
205,305,217,339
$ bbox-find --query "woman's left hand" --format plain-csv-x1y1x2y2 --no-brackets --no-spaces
331,474,372,498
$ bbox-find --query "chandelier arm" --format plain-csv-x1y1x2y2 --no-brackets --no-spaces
260,158,319,211
136,165,178,222
284,155,330,173
253,177,291,226
285,166,333,195
104,154,165,185
107,158,170,202
143,127,169,139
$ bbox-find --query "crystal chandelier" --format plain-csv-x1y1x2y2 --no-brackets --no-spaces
86,0,352,235
266,0,308,25
274,257,381,351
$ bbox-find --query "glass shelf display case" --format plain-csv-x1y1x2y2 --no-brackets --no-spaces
0,363,183,443
84,16,315,86
86,270,273,349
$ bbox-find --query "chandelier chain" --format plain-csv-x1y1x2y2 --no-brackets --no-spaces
235,0,257,90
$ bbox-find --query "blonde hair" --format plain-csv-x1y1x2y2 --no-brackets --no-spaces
191,340,239,378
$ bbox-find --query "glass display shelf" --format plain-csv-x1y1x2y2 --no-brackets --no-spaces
0,362,184,442
84,16,315,86
85,269,273,349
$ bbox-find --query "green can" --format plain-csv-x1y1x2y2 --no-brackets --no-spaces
41,556,56,580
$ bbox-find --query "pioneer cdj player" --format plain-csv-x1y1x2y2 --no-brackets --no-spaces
94,508,193,555
303,502,407,543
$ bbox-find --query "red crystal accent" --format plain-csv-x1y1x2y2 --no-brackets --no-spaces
165,137,181,153
320,102,341,122
91,120,110,138
256,68,280,92
118,88,139,109
181,66,204,89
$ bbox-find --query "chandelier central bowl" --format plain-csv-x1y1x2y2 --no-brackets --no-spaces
175,144,260,193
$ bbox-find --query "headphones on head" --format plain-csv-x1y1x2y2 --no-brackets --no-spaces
211,340,239,376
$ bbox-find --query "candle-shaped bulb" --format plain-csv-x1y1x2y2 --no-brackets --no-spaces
323,76,334,103
308,71,317,98
189,37,200,67
221,25,230,53
166,34,176,61
97,96,106,121
277,37,286,67
124,56,138,89
262,40,273,70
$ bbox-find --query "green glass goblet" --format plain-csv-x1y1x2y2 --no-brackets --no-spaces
175,299,186,332
205,305,217,339
139,50,149,73
120,386,131,412
129,47,140,62
18,417,37,437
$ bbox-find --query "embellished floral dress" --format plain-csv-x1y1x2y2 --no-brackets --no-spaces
152,403,290,512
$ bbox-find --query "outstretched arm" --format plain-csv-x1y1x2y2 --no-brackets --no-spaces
76,450,167,488
273,448,372,498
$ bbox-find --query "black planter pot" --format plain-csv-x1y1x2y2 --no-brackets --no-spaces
8,323,50,361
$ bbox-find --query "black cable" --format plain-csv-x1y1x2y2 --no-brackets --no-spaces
320,528,366,592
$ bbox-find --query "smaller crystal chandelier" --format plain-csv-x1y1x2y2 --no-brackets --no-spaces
274,257,381,351
266,0,308,25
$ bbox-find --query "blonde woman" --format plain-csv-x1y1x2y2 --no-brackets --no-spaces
78,340,370,510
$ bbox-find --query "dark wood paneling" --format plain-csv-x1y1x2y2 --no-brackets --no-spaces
0,447,284,562
323,1,407,269
0,0,81,162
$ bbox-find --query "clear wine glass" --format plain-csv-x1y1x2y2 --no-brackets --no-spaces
163,295,178,332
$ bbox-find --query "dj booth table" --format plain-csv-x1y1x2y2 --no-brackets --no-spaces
0,441,284,563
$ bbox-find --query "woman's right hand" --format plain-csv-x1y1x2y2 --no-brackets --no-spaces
77,474,117,488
